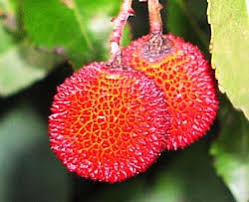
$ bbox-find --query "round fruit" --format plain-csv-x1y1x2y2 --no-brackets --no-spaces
122,33,218,150
49,62,170,183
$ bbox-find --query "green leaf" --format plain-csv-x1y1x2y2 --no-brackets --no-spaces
207,0,249,120
0,23,61,97
166,0,209,54
0,104,70,202
210,96,249,202
23,0,131,69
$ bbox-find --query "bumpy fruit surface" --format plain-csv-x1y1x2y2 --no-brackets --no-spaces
123,33,218,150
49,62,170,183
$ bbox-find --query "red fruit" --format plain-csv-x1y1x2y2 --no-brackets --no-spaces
123,33,218,150
49,62,170,183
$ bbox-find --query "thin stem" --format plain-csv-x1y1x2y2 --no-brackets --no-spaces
109,0,134,62
148,0,163,34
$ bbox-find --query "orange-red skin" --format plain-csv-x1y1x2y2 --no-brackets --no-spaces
49,62,170,183
123,33,219,150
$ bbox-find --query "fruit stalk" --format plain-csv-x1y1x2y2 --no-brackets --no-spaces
148,0,163,34
109,0,134,63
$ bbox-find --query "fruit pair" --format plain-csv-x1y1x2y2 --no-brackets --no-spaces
48,0,219,184
49,33,218,183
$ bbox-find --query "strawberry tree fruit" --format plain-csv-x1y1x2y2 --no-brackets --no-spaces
49,62,170,183
123,33,218,150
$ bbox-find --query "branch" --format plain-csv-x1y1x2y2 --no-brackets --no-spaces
148,0,163,34
109,0,134,62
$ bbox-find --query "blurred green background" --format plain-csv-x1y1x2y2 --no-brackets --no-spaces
1,0,249,201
